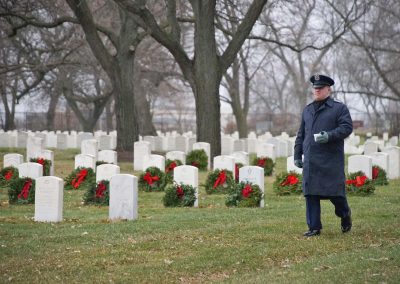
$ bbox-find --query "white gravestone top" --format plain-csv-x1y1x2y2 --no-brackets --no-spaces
239,166,265,207
109,174,138,221
96,164,121,182
174,165,199,207
34,176,63,222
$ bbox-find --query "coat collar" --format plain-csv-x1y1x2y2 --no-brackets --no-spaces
307,96,333,115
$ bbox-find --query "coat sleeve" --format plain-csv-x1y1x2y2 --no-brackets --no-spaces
327,104,353,142
294,111,305,160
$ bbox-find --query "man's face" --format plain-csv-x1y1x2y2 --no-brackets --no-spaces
313,86,330,101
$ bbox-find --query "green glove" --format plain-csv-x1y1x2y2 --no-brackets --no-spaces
315,131,329,144
294,159,303,168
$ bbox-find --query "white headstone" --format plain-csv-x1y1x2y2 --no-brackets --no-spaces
364,141,379,155
134,141,151,171
286,156,303,174
26,136,44,162
153,136,164,152
233,139,245,152
231,151,249,165
74,154,96,171
98,150,118,164
96,164,120,182
174,165,199,207
81,139,98,161
46,132,57,148
0,133,11,147
388,136,398,147
192,142,211,169
56,133,68,149
3,153,24,168
246,138,257,154
18,162,43,179
109,174,138,221
213,155,235,179
34,176,63,222
67,133,78,148
166,151,186,164
77,132,93,146
143,136,156,151
369,152,389,172
383,132,389,141
41,150,55,176
17,131,28,148
142,154,165,172
221,136,234,155
98,135,113,150
348,155,372,179
383,146,400,179
256,142,276,161
175,136,188,153
239,166,265,207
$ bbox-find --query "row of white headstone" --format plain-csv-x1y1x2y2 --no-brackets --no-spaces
16,162,264,223
284,146,400,179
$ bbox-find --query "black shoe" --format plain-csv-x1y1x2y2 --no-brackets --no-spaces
341,211,352,233
303,230,321,237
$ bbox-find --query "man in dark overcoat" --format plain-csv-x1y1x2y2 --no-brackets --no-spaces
294,74,353,237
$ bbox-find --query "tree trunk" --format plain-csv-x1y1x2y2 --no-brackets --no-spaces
46,93,61,130
105,98,114,133
1,90,16,131
191,0,222,158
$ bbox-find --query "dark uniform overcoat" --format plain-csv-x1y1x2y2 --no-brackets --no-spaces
294,97,353,197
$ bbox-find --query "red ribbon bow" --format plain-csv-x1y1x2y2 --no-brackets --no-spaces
213,170,227,188
372,167,379,180
166,161,177,173
95,182,107,198
241,184,253,198
191,161,199,168
176,186,184,199
4,170,13,181
281,175,299,186
346,175,367,187
235,164,239,182
18,179,32,200
143,172,160,185
257,158,266,167
71,169,88,189
37,158,45,165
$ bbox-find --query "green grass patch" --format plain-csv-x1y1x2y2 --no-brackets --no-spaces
0,149,399,283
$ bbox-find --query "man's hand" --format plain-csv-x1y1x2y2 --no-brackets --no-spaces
315,131,329,144
294,159,303,168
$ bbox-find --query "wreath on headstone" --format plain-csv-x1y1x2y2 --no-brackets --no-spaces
64,167,96,190
273,171,303,195
372,165,389,186
139,167,166,192
164,159,183,184
252,156,275,176
30,158,51,176
346,171,375,195
163,183,197,207
0,166,19,187
8,177,36,204
235,163,244,182
204,169,235,194
225,182,263,207
186,149,208,171
83,179,110,205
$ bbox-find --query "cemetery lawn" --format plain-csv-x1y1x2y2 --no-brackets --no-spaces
0,149,399,283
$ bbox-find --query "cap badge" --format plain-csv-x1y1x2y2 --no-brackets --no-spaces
314,74,320,81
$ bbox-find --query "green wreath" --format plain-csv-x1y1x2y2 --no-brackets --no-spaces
273,171,303,195
186,149,208,171
83,179,110,205
252,156,275,176
30,158,51,176
64,167,96,191
205,169,234,194
225,182,263,207
235,163,244,182
372,165,389,186
8,177,36,204
165,159,183,184
346,171,375,195
139,167,166,192
0,166,19,187
163,183,197,207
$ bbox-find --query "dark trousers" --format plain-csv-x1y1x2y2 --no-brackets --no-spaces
305,195,351,230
